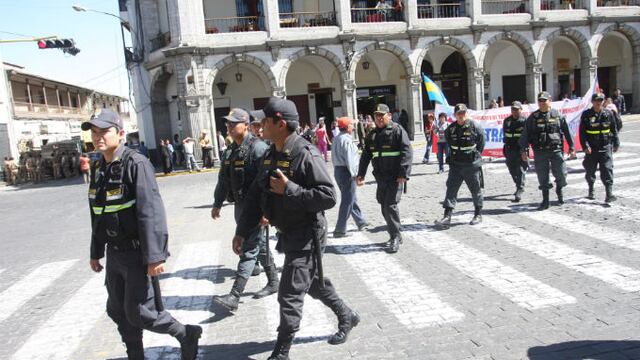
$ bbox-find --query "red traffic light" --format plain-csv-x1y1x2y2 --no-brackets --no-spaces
37,38,75,49
37,40,47,49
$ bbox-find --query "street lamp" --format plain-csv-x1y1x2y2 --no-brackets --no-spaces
72,4,140,56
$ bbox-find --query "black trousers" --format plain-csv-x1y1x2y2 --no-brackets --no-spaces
504,146,528,190
444,164,483,209
277,250,345,338
375,178,403,238
583,148,614,187
202,148,213,168
105,249,185,343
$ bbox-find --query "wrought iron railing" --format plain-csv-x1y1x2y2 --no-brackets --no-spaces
417,3,466,18
482,0,528,13
351,7,405,23
279,11,337,27
597,0,640,6
204,16,264,33
541,0,586,9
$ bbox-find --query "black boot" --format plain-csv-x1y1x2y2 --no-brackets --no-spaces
268,334,293,360
513,188,523,203
556,187,564,205
252,262,262,276
179,325,202,360
605,186,617,203
214,277,247,311
538,189,550,210
435,208,453,229
328,303,360,345
254,264,279,299
125,340,144,360
469,207,482,225
386,236,401,253
587,183,595,200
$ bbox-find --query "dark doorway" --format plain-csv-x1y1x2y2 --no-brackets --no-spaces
558,74,571,100
573,68,581,97
286,95,310,128
214,107,230,137
439,52,468,105
597,66,615,97
314,91,334,126
421,60,434,110
356,85,397,117
502,75,526,104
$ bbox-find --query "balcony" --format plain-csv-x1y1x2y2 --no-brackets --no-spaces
597,0,640,5
13,102,86,118
351,7,405,23
149,31,171,52
279,11,337,28
541,0,586,9
417,3,466,18
204,16,264,33
481,0,528,14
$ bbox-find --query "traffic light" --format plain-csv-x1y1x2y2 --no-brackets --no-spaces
37,39,75,49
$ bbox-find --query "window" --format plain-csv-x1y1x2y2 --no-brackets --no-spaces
279,0,293,12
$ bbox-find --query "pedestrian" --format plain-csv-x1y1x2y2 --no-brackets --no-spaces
199,130,214,168
173,134,183,166
605,97,624,130
82,109,201,360
79,152,91,183
435,112,449,173
138,141,149,158
399,109,409,133
435,103,485,228
211,108,278,311
519,91,575,210
423,113,434,164
182,136,201,172
502,101,528,202
315,119,329,162
160,140,173,174
579,92,620,203
251,110,265,139
356,114,366,149
357,103,412,253
331,120,340,142
166,139,175,168
332,117,369,238
234,97,359,359
497,96,504,107
392,108,400,124
612,88,626,114
216,130,227,162
393,0,404,20
488,99,498,109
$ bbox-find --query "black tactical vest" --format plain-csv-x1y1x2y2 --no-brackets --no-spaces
531,109,563,150
367,123,402,179
583,109,614,148
222,135,260,203
448,120,479,163
503,116,525,148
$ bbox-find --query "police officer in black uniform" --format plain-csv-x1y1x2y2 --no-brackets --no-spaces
356,103,412,253
435,104,485,228
520,91,575,210
579,92,620,203
234,98,359,360
502,101,528,202
211,108,278,311
83,109,201,360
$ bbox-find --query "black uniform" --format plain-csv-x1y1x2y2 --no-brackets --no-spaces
443,119,485,210
237,133,356,357
89,144,197,358
579,108,620,193
502,115,528,192
357,122,412,242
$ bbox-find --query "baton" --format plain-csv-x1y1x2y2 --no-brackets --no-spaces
264,225,270,267
403,180,408,194
151,276,164,312
313,234,325,289
480,167,485,189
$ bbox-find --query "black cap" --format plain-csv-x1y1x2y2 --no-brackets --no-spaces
250,110,265,123
591,93,605,101
373,103,390,114
81,109,123,131
263,97,299,127
511,101,523,110
537,91,551,101
223,108,251,123
454,103,468,113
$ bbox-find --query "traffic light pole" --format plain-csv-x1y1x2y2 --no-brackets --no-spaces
0,36,57,44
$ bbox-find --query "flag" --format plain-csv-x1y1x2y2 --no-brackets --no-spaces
422,74,449,106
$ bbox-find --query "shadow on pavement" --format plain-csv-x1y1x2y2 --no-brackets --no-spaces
2,177,86,191
527,340,640,359
325,242,388,255
159,265,237,283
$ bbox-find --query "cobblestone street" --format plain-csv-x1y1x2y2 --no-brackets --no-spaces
1,120,640,360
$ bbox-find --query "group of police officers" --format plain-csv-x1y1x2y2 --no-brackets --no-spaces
84,89,622,360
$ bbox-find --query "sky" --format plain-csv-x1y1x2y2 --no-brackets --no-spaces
0,0,130,98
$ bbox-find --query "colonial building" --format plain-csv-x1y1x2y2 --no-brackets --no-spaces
121,0,640,160
0,62,132,161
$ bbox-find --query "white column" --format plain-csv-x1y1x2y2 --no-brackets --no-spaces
264,0,281,38
468,0,483,23
469,68,484,110
585,0,597,13
335,0,353,31
407,75,422,139
406,0,419,28
580,57,597,98
526,62,543,102
168,0,206,45
342,79,357,120
530,0,542,20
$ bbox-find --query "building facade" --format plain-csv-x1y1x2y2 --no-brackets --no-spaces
0,62,132,162
122,0,640,161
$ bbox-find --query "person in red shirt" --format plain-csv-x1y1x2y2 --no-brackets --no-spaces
423,113,435,164
79,153,91,183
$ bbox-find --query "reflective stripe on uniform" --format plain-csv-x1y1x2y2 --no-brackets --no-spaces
92,199,136,215
371,151,401,158
586,129,611,135
504,133,521,138
450,145,477,151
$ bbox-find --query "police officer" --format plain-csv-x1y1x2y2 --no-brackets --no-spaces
579,92,620,203
503,101,528,202
520,91,575,210
234,98,359,360
435,103,485,228
83,109,201,360
211,108,278,311
356,103,412,253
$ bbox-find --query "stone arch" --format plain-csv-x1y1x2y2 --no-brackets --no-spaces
537,27,592,64
595,23,640,57
204,53,278,98
278,47,348,90
150,63,175,145
479,31,536,67
415,37,478,75
348,41,413,81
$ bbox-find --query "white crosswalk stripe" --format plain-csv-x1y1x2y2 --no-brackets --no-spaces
518,207,640,253
404,221,575,309
567,174,640,189
329,232,464,328
566,165,640,181
569,198,640,222
621,142,640,147
0,259,78,323
477,218,640,292
11,273,107,360
486,153,635,175
616,188,640,199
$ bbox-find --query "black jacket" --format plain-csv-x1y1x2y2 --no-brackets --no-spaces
358,121,412,181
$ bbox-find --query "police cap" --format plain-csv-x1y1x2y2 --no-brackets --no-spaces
454,103,468,113
537,91,551,101
591,93,605,101
81,109,124,131
511,101,523,110
263,97,299,129
373,103,390,114
224,108,251,123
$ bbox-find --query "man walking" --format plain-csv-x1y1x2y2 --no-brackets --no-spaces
357,103,412,253
613,88,626,114
519,91,575,210
83,109,201,360
502,101,528,202
331,117,369,238
211,108,279,311
234,97,359,360
579,92,620,203
435,104,485,228
182,136,201,172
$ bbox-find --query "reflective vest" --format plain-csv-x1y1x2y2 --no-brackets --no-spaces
222,135,260,203
531,109,563,150
448,119,479,163
503,115,525,148
583,108,614,148
89,148,139,250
